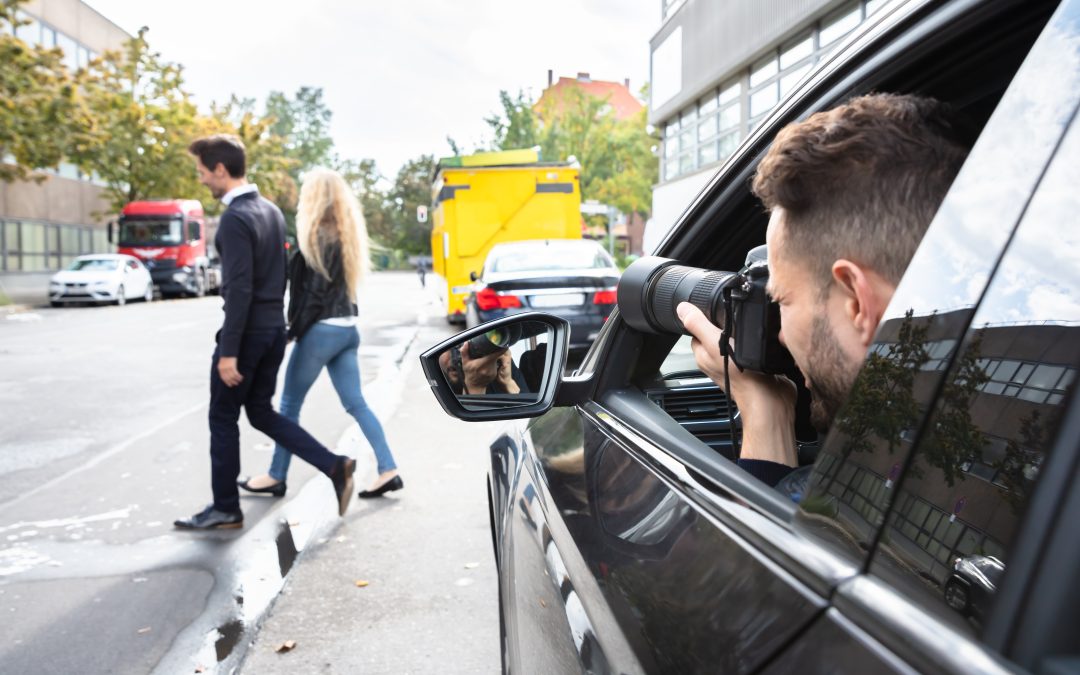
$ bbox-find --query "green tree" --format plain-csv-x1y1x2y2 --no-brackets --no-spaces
199,95,299,215
385,155,436,255
265,86,335,178
485,89,540,151
336,156,392,246
484,85,657,220
0,0,94,182
76,27,202,212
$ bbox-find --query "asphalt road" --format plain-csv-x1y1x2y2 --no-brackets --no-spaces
0,272,499,674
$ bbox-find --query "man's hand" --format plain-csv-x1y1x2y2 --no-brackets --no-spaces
217,356,244,387
460,342,505,395
495,351,520,394
677,302,797,466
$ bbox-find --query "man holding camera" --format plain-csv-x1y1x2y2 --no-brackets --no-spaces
678,93,968,484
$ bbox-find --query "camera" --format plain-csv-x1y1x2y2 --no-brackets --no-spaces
618,245,794,374
467,323,523,358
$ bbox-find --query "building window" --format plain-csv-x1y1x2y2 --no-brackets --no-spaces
657,0,884,182
820,2,863,47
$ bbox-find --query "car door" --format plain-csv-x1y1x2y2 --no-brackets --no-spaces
764,1,1080,670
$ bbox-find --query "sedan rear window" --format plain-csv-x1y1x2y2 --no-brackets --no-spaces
490,245,613,273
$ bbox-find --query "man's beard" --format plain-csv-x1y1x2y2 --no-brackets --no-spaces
210,185,225,199
806,314,861,431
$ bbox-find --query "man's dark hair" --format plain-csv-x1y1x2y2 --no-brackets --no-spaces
188,135,246,178
752,93,968,288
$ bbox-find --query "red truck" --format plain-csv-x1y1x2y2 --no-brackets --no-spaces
109,199,221,298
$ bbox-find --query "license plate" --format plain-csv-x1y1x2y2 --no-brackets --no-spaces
530,293,585,308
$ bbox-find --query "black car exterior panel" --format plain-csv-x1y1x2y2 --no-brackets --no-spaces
759,608,917,675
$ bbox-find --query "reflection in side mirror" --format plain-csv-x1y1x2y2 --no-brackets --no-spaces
420,313,570,421
469,270,479,282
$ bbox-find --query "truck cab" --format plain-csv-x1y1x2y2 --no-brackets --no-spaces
112,199,220,298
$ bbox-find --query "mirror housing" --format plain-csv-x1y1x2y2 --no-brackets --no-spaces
469,270,479,282
420,312,570,421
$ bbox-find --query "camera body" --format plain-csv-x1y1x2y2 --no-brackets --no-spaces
618,245,794,375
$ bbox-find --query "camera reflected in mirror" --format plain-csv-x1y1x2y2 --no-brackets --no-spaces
436,320,552,411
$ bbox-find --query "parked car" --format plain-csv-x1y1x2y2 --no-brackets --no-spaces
48,254,154,307
465,239,619,350
944,555,1005,624
420,0,1080,673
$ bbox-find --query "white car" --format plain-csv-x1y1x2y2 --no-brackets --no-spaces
48,254,154,307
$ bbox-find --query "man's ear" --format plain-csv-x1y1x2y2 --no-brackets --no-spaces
831,259,894,348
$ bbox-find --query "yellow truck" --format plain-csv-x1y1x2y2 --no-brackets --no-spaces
430,148,582,323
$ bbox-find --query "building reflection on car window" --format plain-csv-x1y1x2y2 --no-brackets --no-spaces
793,24,1080,568
866,115,1080,634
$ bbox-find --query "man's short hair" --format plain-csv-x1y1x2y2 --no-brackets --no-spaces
188,135,246,178
752,93,968,288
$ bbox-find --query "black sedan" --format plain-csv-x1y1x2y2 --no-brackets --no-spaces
465,239,619,350
421,0,1080,672
944,555,1005,624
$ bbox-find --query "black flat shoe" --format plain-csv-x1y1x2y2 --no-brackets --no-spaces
237,477,287,497
174,504,243,530
358,475,404,499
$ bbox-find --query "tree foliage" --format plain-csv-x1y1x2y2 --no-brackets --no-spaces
0,0,94,182
485,86,658,218
74,27,203,212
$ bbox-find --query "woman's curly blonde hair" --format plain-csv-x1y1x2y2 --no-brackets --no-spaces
295,167,370,300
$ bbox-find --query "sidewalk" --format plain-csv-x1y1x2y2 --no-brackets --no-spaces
239,305,504,673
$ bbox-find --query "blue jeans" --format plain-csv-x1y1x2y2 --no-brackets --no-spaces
268,323,397,481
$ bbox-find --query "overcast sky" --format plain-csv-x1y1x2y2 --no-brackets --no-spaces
85,0,659,180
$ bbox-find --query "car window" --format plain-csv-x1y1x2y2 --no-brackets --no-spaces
70,259,118,271
792,6,1080,569
489,245,612,273
866,108,1080,636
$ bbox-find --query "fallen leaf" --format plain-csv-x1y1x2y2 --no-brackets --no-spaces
194,666,206,673
539,599,547,608
464,562,479,569
274,640,297,653
137,627,152,634
354,580,369,587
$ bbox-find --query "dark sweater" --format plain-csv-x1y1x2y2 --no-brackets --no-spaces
214,190,288,357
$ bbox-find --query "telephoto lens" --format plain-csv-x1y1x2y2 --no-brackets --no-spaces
618,257,737,335
467,324,522,358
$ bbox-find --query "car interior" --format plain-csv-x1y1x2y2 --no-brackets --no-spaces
594,0,1061,511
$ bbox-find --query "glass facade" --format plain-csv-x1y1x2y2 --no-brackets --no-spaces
0,220,111,273
659,0,886,182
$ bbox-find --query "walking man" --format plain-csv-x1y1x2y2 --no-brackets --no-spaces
175,135,356,530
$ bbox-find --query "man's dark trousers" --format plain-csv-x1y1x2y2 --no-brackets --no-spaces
209,327,338,512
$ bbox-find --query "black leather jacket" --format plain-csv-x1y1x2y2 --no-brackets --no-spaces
286,240,357,340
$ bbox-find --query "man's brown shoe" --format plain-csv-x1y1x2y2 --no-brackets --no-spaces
331,457,356,517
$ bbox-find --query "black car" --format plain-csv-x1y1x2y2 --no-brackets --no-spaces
465,239,620,350
945,555,1005,624
422,0,1080,672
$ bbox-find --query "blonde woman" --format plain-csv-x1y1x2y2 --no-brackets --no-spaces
238,168,402,499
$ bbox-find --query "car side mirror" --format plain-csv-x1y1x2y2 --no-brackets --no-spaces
420,312,569,421
469,270,479,282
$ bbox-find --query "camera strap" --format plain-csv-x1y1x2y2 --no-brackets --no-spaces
719,299,742,460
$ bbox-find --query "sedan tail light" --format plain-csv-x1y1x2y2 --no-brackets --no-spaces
593,289,617,305
476,287,522,311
